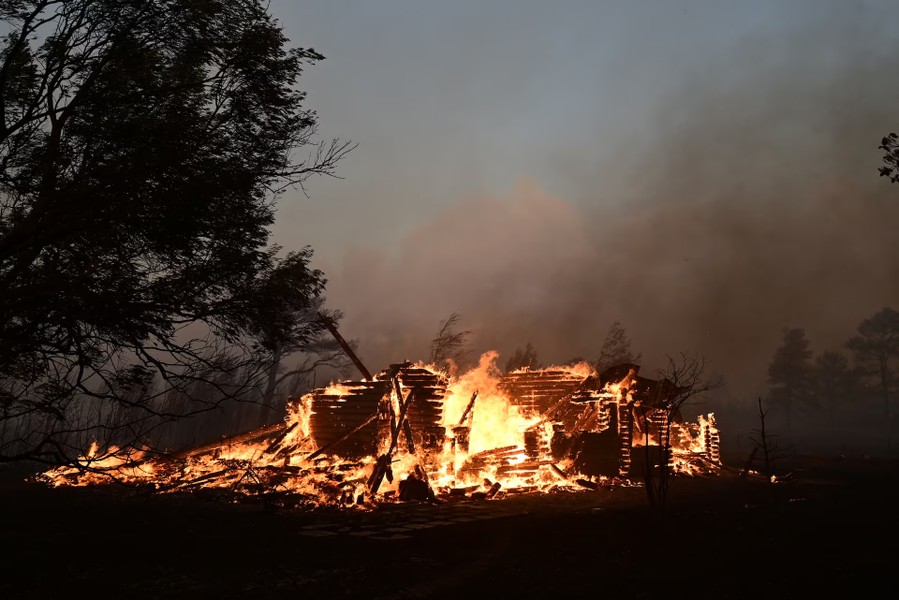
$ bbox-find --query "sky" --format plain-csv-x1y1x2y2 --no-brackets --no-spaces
264,0,899,397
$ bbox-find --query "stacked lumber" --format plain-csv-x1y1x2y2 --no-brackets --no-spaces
457,445,529,480
701,415,721,463
617,401,633,477
498,369,587,418
309,380,389,459
378,362,448,451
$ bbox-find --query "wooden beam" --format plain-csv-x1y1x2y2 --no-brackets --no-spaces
368,386,415,494
318,313,373,380
171,422,286,459
457,390,479,427
394,377,416,454
263,421,298,454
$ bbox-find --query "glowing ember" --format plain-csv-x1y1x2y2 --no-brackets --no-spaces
39,353,721,507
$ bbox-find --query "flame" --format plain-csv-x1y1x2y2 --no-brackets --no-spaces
444,351,534,454
40,352,722,507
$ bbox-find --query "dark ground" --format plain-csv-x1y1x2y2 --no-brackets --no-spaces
1,455,897,599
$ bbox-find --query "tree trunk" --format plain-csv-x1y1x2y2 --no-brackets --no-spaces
261,344,284,420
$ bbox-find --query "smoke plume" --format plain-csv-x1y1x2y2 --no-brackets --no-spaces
324,15,899,400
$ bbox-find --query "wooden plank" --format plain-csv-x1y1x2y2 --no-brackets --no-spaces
172,422,286,459
305,413,379,460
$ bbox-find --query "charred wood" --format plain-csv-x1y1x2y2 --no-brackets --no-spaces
318,313,373,380
172,423,286,459
457,391,479,426
306,413,379,461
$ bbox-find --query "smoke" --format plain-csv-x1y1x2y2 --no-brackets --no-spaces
323,14,899,401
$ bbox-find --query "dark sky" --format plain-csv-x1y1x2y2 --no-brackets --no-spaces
265,1,899,396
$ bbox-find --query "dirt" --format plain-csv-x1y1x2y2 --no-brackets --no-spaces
1,455,896,599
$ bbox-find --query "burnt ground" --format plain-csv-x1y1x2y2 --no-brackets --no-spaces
1,455,897,599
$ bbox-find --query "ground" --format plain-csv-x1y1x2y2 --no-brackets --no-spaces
1,455,896,599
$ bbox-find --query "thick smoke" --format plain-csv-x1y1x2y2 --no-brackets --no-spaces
324,17,899,406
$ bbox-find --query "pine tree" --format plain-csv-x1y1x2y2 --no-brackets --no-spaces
767,327,814,430
505,342,540,372
846,307,899,447
596,321,642,374
812,350,857,431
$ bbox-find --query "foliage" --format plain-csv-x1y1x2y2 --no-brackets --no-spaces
596,321,641,374
429,312,471,371
846,307,899,446
257,300,354,415
878,132,899,182
767,327,814,429
0,1,353,463
504,342,540,372
812,350,858,429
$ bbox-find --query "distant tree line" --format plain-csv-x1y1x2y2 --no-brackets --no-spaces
766,307,899,450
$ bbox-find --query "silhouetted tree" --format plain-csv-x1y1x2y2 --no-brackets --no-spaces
0,1,353,464
430,312,471,372
256,299,354,419
746,397,793,480
812,350,858,431
878,132,899,182
504,342,540,372
767,327,814,430
639,352,723,518
846,307,899,447
596,321,642,374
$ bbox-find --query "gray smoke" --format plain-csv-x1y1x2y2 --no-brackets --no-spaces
322,13,899,404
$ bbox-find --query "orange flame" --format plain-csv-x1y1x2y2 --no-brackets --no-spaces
40,352,722,507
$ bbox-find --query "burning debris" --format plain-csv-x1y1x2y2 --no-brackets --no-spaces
41,351,721,508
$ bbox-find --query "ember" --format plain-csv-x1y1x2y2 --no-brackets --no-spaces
40,352,721,507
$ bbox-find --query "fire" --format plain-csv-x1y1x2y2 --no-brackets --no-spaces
39,352,721,508
43,443,155,487
443,351,533,455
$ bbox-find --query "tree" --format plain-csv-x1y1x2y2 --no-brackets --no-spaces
429,312,471,372
812,350,858,432
504,342,540,373
257,300,354,418
846,307,899,447
878,133,899,182
0,1,353,464
767,327,814,430
596,321,641,374
639,352,723,518
746,397,793,480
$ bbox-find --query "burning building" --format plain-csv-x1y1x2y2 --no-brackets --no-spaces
42,351,721,508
